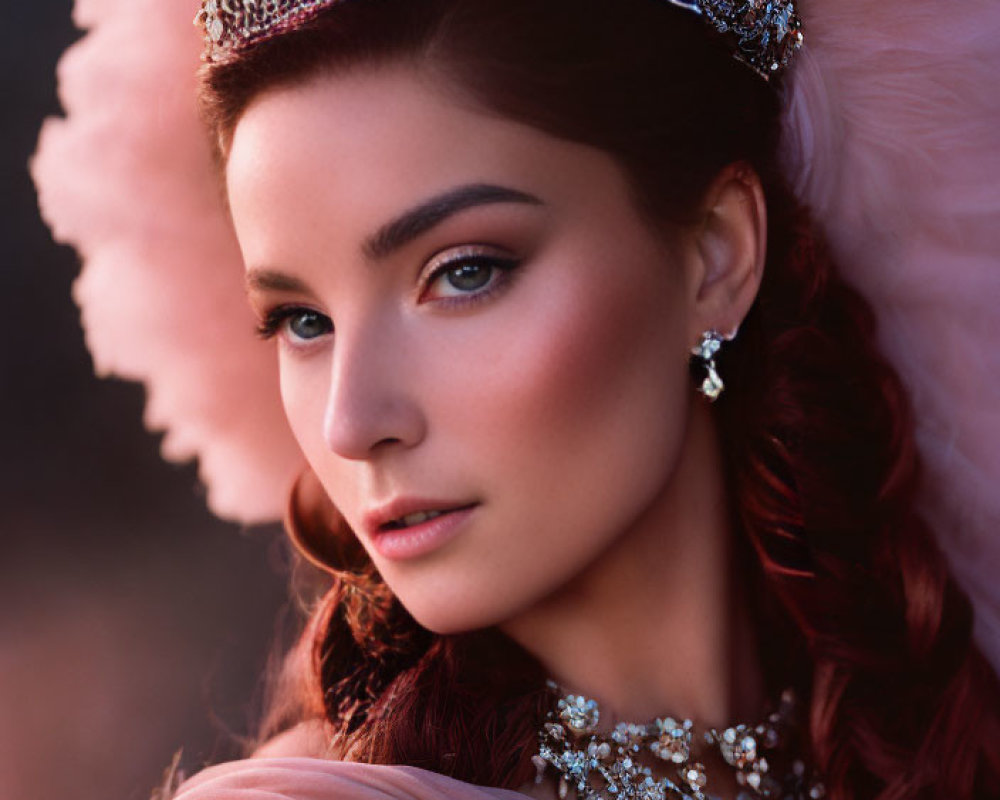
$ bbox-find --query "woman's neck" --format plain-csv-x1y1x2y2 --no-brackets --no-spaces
500,401,762,729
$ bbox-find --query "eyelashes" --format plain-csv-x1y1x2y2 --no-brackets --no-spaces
256,307,331,341
255,248,522,344
420,250,520,305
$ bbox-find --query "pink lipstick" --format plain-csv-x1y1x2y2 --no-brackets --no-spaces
364,500,478,561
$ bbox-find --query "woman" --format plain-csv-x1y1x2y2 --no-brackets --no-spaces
33,0,1000,798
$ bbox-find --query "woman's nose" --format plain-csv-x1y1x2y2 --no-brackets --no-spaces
322,325,427,461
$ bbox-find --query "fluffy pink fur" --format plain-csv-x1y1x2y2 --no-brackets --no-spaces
32,0,303,522
782,0,1000,670
33,0,1000,672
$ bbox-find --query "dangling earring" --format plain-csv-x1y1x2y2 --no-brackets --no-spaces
690,329,736,401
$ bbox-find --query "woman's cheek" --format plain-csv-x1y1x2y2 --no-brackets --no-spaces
435,255,688,525
279,350,334,469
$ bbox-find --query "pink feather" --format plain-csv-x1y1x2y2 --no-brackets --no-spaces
32,0,304,523
782,0,1000,671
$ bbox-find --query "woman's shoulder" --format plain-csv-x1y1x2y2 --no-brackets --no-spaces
171,757,533,800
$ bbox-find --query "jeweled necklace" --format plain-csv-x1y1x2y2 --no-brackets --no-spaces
533,683,825,800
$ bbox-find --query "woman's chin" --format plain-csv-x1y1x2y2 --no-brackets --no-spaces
390,584,528,637
398,599,502,636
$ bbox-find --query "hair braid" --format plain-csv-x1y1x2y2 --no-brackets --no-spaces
723,188,1000,799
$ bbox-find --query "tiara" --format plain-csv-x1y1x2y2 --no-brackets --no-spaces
666,0,803,78
196,0,338,59
196,0,803,80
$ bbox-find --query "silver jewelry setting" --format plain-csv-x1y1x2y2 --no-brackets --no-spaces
196,0,803,79
691,329,736,402
195,0,344,60
664,0,803,79
533,684,824,800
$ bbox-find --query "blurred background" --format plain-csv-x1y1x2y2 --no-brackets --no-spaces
2,3,291,798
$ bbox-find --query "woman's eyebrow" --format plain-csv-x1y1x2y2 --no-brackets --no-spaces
244,269,312,295
363,182,543,261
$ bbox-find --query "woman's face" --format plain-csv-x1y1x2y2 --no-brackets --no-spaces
228,64,702,633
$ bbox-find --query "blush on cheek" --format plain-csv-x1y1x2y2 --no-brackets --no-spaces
559,269,690,500
506,263,683,439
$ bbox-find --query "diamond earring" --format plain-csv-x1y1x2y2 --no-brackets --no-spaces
690,329,736,401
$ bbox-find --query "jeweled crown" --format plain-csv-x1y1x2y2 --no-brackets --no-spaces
196,0,336,58
196,0,803,80
668,0,803,78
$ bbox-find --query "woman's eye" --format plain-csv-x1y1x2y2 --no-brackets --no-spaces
257,307,333,342
288,310,332,340
423,253,518,301
443,262,494,293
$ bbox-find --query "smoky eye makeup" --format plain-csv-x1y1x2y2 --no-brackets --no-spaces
418,245,522,307
252,239,527,345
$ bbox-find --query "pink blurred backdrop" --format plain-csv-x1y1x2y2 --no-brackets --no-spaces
2,4,290,798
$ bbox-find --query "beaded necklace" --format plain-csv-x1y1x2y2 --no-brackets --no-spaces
533,684,825,800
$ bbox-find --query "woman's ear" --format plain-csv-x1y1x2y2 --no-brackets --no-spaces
685,164,767,344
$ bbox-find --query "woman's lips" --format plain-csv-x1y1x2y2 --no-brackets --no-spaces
367,503,478,561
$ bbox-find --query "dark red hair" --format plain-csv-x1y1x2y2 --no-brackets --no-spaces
200,1,1000,796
